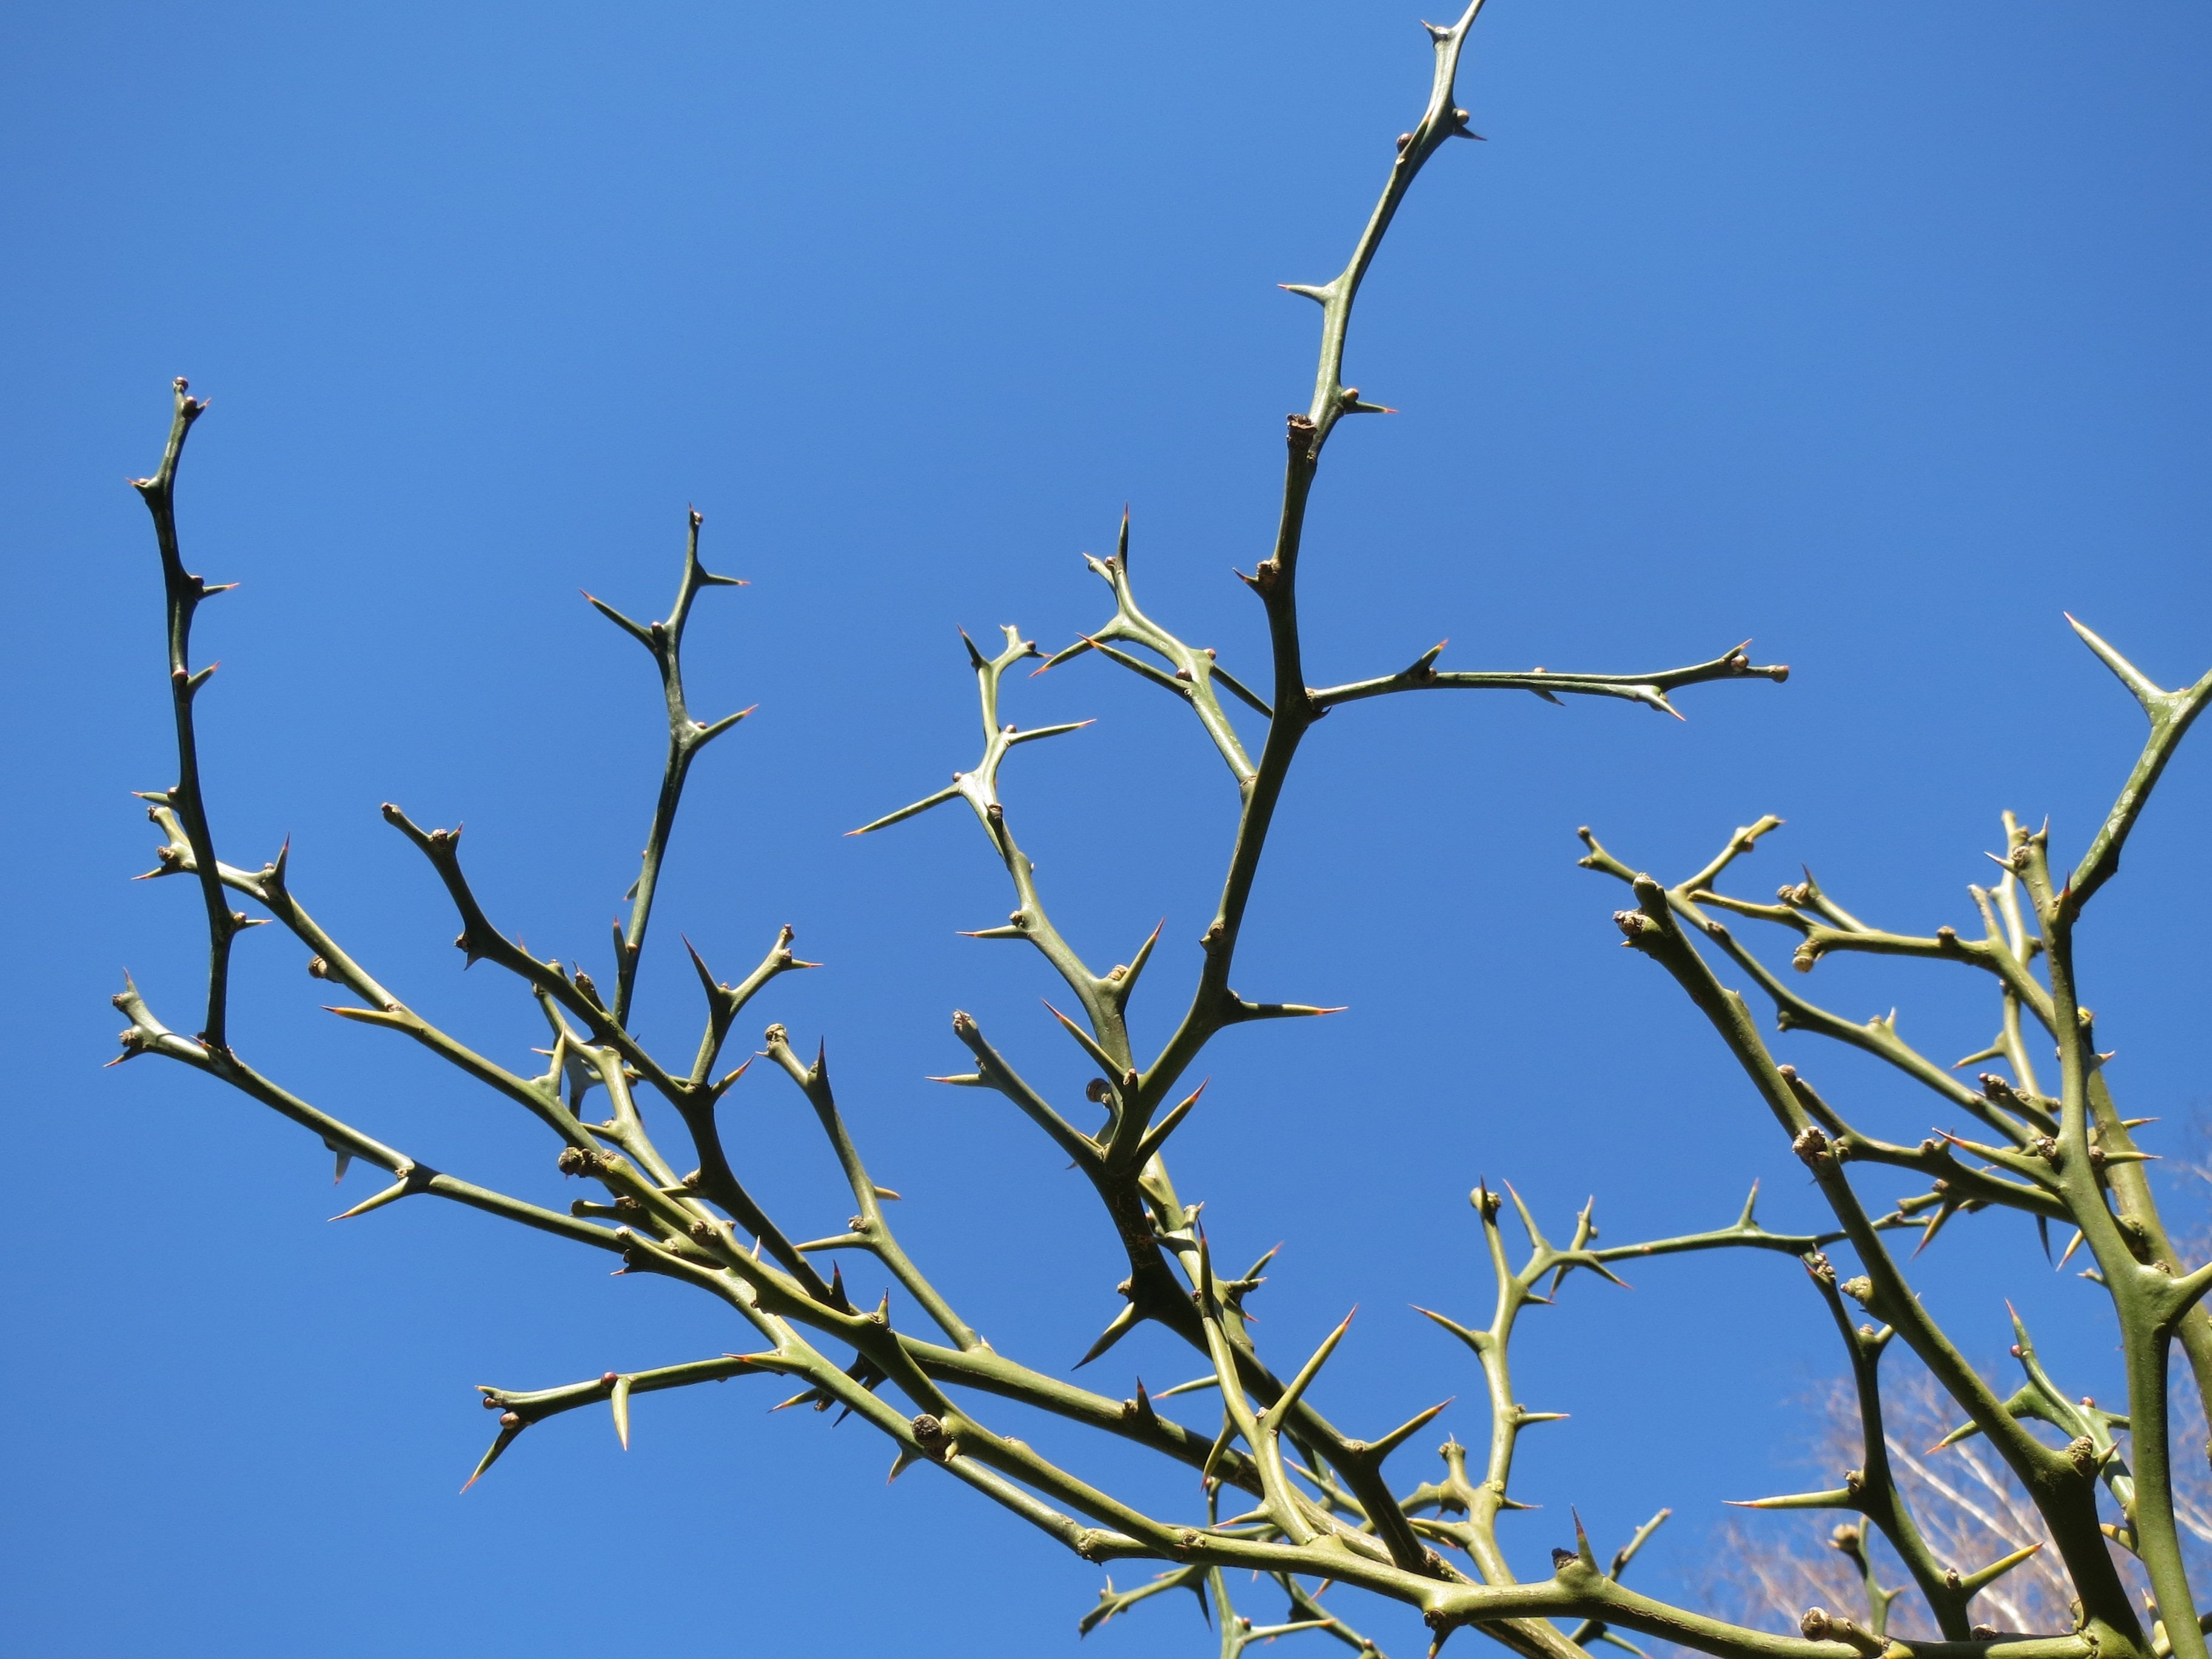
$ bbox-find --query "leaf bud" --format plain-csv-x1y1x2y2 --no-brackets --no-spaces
1840,1276,1874,1306
1610,902,1663,942
1800,1608,1832,1640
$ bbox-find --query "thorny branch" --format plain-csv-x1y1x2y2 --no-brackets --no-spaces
1580,608,2212,1659
108,8,2206,1659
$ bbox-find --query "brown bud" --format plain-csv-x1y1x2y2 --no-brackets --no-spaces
306,956,329,979
1800,1608,1832,1640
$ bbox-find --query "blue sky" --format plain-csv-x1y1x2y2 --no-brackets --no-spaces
5,4,2212,1655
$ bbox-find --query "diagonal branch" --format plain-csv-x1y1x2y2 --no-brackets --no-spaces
585,508,754,1027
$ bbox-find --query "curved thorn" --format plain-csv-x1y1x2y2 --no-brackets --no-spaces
611,1373,632,1450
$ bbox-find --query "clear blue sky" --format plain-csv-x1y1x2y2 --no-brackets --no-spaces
5,4,2211,1655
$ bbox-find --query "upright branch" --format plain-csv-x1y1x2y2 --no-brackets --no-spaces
132,378,240,1050
583,508,752,1028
